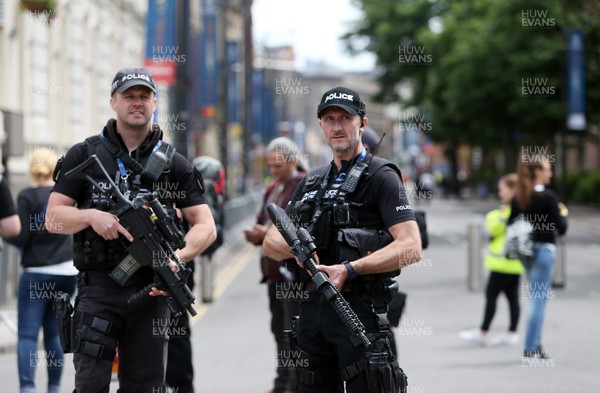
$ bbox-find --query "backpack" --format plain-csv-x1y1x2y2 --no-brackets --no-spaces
504,214,535,263
192,156,226,256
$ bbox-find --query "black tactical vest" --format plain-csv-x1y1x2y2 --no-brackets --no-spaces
292,156,401,268
72,135,177,270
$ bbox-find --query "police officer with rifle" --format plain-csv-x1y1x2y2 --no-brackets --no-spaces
263,86,422,392
47,68,216,392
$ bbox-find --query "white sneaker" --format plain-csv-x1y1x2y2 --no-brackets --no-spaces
459,328,487,345
490,332,519,346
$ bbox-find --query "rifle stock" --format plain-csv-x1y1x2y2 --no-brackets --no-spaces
266,203,371,347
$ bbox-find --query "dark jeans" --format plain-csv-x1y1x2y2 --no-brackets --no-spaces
17,272,76,392
72,284,169,392
297,291,380,393
481,272,521,332
269,282,301,393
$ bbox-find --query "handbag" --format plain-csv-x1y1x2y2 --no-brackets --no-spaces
504,214,535,263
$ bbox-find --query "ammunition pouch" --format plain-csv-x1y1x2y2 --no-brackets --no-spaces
337,228,400,279
336,227,392,262
73,228,126,270
53,293,118,361
72,310,118,361
341,332,408,393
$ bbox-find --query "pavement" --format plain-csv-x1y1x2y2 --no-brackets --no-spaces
0,197,599,392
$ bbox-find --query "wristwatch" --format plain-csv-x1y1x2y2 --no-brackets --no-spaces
343,260,357,280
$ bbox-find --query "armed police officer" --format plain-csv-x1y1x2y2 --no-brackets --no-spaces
263,86,422,392
46,68,216,392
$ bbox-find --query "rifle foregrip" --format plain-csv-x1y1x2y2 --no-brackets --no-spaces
331,297,371,347
127,282,156,305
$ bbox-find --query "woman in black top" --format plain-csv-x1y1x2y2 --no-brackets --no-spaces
5,148,77,393
508,156,567,360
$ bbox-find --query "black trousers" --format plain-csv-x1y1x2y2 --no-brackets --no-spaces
481,271,521,332
269,282,301,393
297,291,381,393
165,313,194,393
73,284,169,393
165,262,196,393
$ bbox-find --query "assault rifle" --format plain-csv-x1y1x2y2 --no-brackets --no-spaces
66,154,196,317
266,203,371,347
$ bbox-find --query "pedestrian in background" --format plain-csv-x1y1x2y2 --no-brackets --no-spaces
244,137,307,393
4,148,77,393
508,156,567,360
0,173,20,238
460,173,523,346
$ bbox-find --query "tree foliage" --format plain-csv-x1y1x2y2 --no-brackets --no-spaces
344,0,599,171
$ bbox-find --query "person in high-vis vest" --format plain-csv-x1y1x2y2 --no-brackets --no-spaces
460,174,523,346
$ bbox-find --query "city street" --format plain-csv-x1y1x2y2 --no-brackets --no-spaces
0,197,598,392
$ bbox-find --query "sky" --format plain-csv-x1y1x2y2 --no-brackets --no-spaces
252,0,376,72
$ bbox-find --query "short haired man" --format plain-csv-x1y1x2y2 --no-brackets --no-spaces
263,86,422,392
47,68,216,392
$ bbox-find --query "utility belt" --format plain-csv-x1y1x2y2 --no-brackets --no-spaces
76,270,152,288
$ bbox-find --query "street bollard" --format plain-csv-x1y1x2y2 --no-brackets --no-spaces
467,222,483,292
199,254,214,303
552,240,566,289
